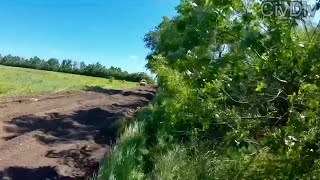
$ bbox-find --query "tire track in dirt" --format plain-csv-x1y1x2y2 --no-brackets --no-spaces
0,86,156,179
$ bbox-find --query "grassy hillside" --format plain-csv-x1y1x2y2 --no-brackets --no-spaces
0,65,137,97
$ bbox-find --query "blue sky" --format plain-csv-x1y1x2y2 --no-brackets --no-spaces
1,0,320,74
0,0,179,73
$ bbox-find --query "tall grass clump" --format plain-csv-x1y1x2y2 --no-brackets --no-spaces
98,122,147,180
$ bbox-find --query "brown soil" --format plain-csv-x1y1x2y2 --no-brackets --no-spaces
0,86,157,180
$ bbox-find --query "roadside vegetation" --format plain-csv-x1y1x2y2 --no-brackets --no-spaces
0,54,153,83
98,0,320,179
0,65,137,98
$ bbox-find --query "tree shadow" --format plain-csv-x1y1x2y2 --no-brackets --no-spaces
85,86,157,101
84,86,124,95
0,87,157,179
1,106,138,179
45,148,102,179
3,108,121,145
0,166,75,180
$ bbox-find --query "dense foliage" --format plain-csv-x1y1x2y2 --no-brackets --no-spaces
99,0,320,179
0,54,153,83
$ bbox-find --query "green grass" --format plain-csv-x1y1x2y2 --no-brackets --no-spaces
0,65,138,98
98,122,147,180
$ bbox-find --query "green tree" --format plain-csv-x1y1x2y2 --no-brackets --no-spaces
102,0,320,179
47,58,60,70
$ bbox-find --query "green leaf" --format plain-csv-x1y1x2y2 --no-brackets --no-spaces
255,82,265,92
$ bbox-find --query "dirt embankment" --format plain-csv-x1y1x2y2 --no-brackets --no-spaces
0,86,157,180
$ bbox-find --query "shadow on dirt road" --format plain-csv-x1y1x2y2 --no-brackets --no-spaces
4,107,125,145
0,86,156,179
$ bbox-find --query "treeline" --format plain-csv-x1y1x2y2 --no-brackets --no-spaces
0,54,153,83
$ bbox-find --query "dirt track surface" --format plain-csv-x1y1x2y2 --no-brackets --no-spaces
0,86,156,180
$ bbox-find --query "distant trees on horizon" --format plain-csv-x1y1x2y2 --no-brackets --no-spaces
0,54,153,83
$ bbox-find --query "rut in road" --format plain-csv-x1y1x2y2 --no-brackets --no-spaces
0,86,156,180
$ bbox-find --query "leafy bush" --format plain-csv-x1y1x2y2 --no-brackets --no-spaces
98,0,320,179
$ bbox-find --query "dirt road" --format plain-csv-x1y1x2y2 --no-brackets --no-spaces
0,86,156,180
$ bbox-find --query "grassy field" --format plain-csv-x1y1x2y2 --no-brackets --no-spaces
0,65,138,98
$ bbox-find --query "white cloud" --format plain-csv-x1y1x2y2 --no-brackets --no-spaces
129,55,138,60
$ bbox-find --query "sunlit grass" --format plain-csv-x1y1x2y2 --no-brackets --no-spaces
98,122,146,180
0,65,138,98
